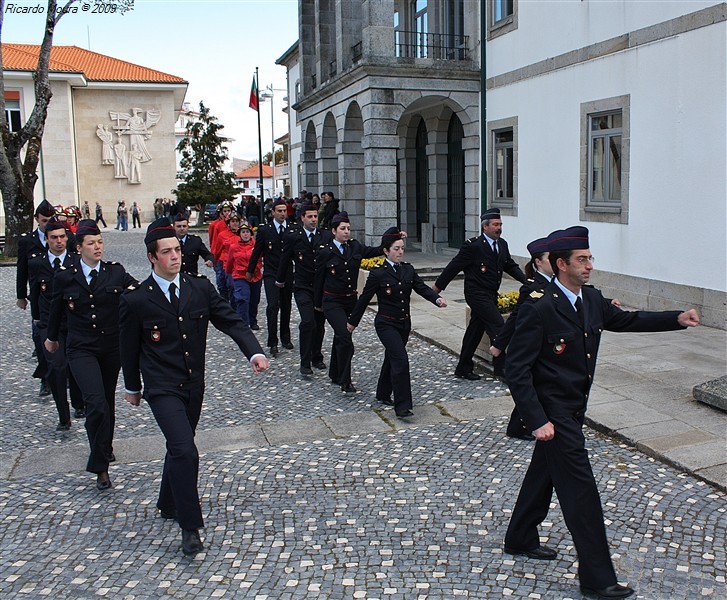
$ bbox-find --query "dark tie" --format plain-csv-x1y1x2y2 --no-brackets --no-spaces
308,232,314,244
169,282,180,314
180,237,185,249
492,241,499,256
53,257,61,271
393,263,399,275
89,269,98,289
278,225,285,239
575,296,584,326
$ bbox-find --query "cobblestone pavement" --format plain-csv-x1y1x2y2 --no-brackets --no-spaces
1,230,724,598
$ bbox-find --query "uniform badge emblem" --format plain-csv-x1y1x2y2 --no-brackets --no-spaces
151,330,161,342
330,267,336,275
553,343,566,355
530,291,544,299
481,265,486,273
268,242,273,249
68,300,75,311
40,282,47,292
386,287,392,296
297,252,304,262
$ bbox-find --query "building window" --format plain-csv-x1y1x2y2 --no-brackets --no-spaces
414,0,428,58
446,0,466,60
5,99,22,132
487,0,518,40
580,95,630,224
487,116,518,215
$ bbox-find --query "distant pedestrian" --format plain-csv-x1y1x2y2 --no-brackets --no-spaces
95,202,107,228
132,202,141,228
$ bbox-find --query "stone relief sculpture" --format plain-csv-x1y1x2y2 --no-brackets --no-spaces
96,124,114,164
98,107,161,184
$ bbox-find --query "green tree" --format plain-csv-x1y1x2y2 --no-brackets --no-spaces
262,149,284,166
174,101,239,223
0,0,134,256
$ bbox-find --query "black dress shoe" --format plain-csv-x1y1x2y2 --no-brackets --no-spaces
300,366,314,376
282,341,294,350
107,452,116,462
378,397,394,406
504,545,558,560
580,584,635,599
182,529,204,555
269,345,279,357
396,410,414,419
74,408,86,419
159,507,177,520
312,361,326,370
96,472,112,491
507,431,535,441
56,422,71,431
454,372,481,381
340,383,357,393
250,323,260,331
39,380,51,397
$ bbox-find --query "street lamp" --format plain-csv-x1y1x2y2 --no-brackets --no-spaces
260,85,286,199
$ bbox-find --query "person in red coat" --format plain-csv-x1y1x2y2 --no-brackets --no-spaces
226,223,263,327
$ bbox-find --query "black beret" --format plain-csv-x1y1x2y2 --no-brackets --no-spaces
331,212,349,226
273,199,287,208
144,217,176,244
526,237,549,256
76,219,101,237
480,207,501,221
44,218,67,234
547,226,589,252
381,226,403,246
301,203,318,214
174,212,190,222
36,199,56,217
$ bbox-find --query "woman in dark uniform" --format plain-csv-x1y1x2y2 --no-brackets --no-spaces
45,220,138,490
313,212,386,393
347,227,446,418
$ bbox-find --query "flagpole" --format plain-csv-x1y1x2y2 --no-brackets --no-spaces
255,67,264,207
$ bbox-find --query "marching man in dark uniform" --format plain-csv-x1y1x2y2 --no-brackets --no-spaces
120,218,268,556
433,207,526,379
28,218,84,430
247,198,294,357
347,227,446,418
173,213,214,275
17,199,59,397
276,203,332,377
503,226,700,600
45,219,137,491
314,212,386,393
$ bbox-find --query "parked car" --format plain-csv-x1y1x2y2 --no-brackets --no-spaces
202,203,218,223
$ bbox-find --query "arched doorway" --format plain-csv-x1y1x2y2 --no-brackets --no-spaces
415,120,429,240
447,115,465,247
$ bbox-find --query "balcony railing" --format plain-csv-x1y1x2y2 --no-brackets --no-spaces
395,31,469,61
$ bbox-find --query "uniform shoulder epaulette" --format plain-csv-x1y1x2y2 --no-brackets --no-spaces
126,283,139,292
529,290,544,299
59,266,67,271
466,236,478,244
187,272,206,278
526,278,535,283
20,232,28,237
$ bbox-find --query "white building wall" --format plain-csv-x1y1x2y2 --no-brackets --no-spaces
491,21,726,293
287,59,302,197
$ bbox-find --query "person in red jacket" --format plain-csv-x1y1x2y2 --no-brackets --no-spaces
208,201,234,297
212,214,242,305
226,223,263,327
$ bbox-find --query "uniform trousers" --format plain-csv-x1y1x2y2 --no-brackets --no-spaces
457,290,504,375
37,325,83,425
67,345,119,474
214,262,229,301
263,275,292,348
504,413,617,589
31,320,49,381
146,387,204,530
323,295,357,386
226,274,238,312
231,278,262,326
374,319,413,414
294,287,325,368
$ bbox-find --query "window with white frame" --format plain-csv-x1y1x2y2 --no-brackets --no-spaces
487,116,518,215
580,95,630,224
5,99,22,132
488,0,517,39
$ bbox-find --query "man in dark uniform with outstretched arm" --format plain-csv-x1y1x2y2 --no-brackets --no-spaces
120,218,269,556
502,226,700,600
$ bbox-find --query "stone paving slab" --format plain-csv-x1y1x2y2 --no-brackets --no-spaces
617,419,698,442
587,399,673,430
262,417,334,445
643,430,719,454
441,395,514,421
322,411,393,437
663,441,727,474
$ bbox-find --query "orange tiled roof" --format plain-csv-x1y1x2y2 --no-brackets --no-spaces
3,44,186,84
236,164,273,178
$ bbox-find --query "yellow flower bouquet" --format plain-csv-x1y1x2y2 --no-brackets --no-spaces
497,291,519,314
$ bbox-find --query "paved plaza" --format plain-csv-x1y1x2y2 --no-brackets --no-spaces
0,230,724,599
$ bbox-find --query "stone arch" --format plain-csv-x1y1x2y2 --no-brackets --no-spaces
341,102,364,237
302,120,319,192
319,112,339,196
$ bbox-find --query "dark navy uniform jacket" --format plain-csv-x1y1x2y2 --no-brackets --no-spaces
434,235,526,294
17,229,77,301
314,239,382,308
491,272,551,352
505,282,685,431
248,221,291,279
277,227,333,291
119,273,264,394
180,234,214,275
28,251,78,328
348,261,441,327
47,258,137,352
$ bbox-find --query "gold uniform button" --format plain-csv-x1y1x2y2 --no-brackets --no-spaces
178,316,184,322
587,353,592,359
92,324,97,329
188,369,192,374
91,314,96,319
185,352,190,357
584,332,588,337
182,334,187,339
90,305,95,309
89,294,94,299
